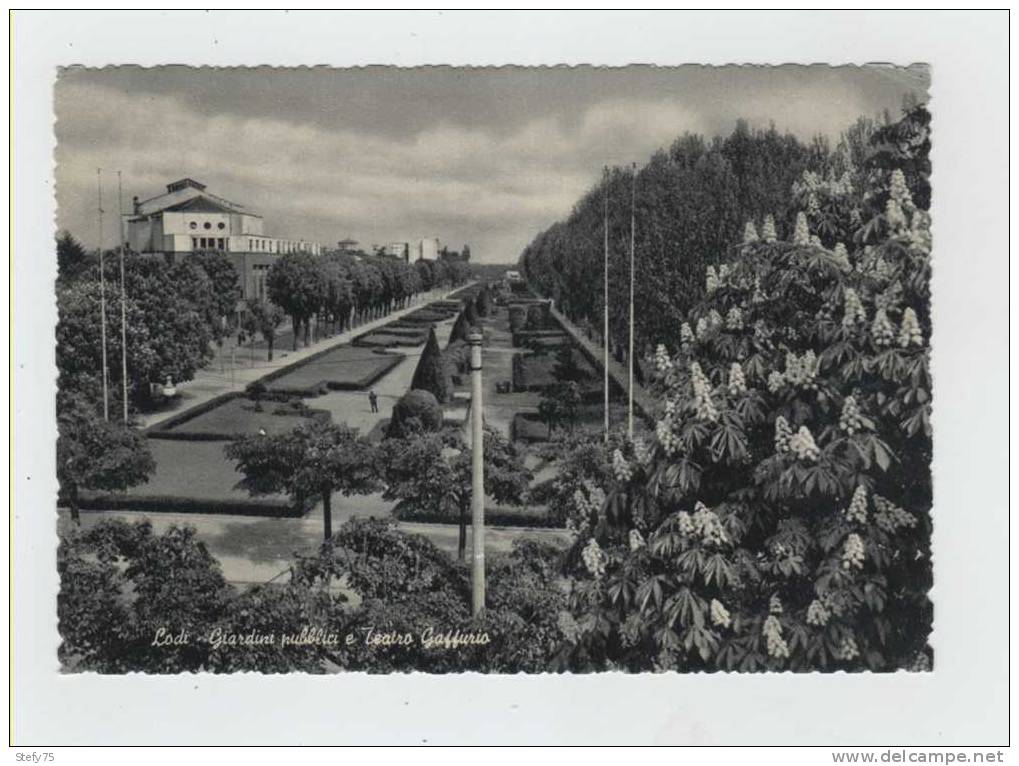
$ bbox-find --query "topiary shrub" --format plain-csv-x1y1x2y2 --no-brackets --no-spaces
463,297,479,325
476,285,491,317
449,309,472,343
410,325,452,403
387,389,443,439
508,305,527,333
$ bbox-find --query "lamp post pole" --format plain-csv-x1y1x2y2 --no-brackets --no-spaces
468,330,486,617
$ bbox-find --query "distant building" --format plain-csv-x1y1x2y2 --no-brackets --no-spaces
125,178,324,304
384,242,411,261
419,237,440,261
337,238,360,254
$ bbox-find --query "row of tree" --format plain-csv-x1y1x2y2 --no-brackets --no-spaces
263,250,472,352
518,113,891,363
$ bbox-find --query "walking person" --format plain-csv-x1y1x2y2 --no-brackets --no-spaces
368,390,379,414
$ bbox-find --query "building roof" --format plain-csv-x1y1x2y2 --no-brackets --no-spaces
167,178,207,193
162,196,245,215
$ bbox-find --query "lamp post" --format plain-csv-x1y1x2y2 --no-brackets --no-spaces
468,330,486,617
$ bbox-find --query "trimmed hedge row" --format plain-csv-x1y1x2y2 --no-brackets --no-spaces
148,403,331,442
143,391,243,437
72,491,303,518
393,500,557,530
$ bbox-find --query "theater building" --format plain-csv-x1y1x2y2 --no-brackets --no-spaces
124,178,324,302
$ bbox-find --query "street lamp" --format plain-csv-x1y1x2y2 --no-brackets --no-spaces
468,330,486,617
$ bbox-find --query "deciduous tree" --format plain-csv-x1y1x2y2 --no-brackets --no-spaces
226,421,379,539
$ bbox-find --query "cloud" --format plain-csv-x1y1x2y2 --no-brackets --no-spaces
55,66,928,263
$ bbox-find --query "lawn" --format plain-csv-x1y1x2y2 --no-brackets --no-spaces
154,396,328,440
511,349,597,392
79,439,296,516
265,345,404,394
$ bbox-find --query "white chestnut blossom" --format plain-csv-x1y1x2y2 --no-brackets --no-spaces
611,448,633,482
774,416,793,453
898,307,923,348
845,485,868,524
628,528,646,552
728,362,747,396
839,395,864,435
792,212,810,245
706,265,720,294
581,538,607,579
871,308,895,347
710,599,732,628
680,322,696,346
654,343,673,372
833,242,851,271
841,533,866,570
788,425,820,462
842,287,867,328
806,599,831,627
763,615,790,659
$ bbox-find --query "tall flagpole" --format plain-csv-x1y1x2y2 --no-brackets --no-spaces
602,166,610,443
628,162,636,440
117,171,129,422
97,169,109,421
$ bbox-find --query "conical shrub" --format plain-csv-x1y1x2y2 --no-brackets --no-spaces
410,326,452,403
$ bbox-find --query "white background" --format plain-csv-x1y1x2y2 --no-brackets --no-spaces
8,9,1011,747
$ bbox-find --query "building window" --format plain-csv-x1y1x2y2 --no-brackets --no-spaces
217,222,226,230
204,222,212,230
189,221,197,230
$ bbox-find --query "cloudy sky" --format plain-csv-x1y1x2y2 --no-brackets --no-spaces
55,65,928,264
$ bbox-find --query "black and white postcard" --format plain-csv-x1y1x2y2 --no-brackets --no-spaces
10,9,1010,750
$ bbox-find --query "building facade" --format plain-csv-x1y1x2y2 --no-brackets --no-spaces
125,178,324,303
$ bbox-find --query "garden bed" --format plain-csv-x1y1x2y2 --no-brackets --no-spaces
261,345,404,396
511,349,598,393
148,396,329,441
